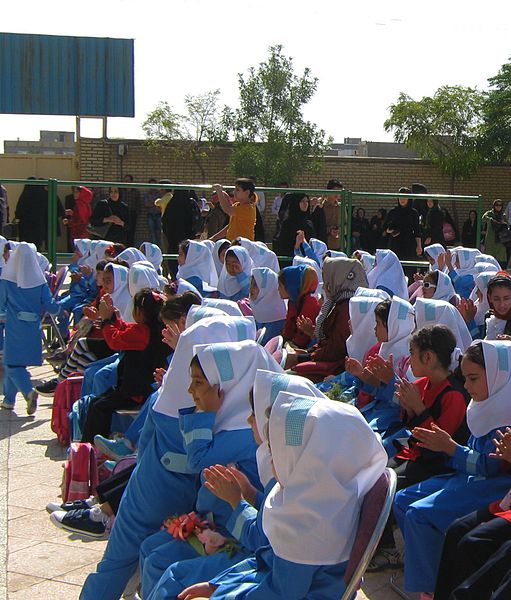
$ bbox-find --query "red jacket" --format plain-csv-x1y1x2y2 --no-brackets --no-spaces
283,293,321,348
70,186,93,240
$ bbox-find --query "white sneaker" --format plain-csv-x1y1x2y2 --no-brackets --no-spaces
1,400,14,410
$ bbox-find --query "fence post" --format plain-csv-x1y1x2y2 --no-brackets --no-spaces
340,190,347,253
476,194,483,251
47,179,58,272
346,189,353,255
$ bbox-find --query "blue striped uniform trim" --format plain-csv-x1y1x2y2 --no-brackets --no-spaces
211,346,235,381
424,301,436,322
496,343,509,372
235,321,247,340
270,373,291,403
466,450,480,474
160,452,194,474
133,271,140,284
359,300,370,314
231,505,258,540
285,396,317,446
397,301,409,320
260,268,269,289
182,428,213,445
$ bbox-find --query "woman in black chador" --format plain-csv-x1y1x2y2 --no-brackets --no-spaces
383,187,422,260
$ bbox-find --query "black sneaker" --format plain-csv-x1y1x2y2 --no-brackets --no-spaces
35,378,59,396
46,496,97,513
50,507,108,539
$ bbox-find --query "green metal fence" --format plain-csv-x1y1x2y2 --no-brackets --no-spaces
1,178,483,273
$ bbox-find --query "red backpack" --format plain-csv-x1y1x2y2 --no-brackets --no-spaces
51,374,84,446
62,442,99,502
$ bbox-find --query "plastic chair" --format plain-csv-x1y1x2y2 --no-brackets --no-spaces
42,265,69,351
341,468,397,600
264,335,283,355
256,327,267,345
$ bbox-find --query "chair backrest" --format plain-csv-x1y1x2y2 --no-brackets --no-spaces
341,468,397,600
52,266,68,297
279,348,287,369
256,326,267,345
264,335,283,355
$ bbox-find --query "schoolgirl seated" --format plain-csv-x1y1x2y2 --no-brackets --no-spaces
217,246,252,301
293,231,328,266
177,240,219,296
247,267,286,345
478,272,511,340
353,249,376,272
232,237,280,273
115,247,147,267
178,387,386,600
140,241,163,273
367,248,408,299
292,254,323,298
409,269,459,305
290,257,368,382
80,288,169,442
277,264,320,349
459,269,499,339
367,325,469,572
442,247,478,299
394,340,511,597
423,243,446,271
212,239,231,277
138,340,282,597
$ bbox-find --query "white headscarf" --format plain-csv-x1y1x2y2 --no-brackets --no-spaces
36,252,50,273
153,315,257,418
74,239,93,266
253,369,327,486
466,340,511,437
116,247,147,267
1,242,46,288
263,391,386,565
250,267,287,324
122,263,163,323
432,270,457,303
355,250,376,272
105,263,131,317
346,296,382,362
310,238,328,264
236,238,281,273
140,242,163,271
217,246,253,298
212,239,230,276
176,278,202,298
193,340,283,433
454,247,479,278
0,235,7,269
367,249,408,300
177,240,219,288
474,262,498,274
424,244,445,271
185,305,227,328
415,298,472,353
202,297,243,317
354,286,391,301
379,296,415,363
92,240,114,265
471,270,498,326
475,253,501,271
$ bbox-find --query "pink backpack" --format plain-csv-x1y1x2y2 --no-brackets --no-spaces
62,442,99,502
51,374,84,446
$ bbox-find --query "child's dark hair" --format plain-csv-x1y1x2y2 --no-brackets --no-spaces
160,292,201,321
235,178,256,195
488,274,511,295
411,325,456,370
179,240,190,257
217,240,231,258
133,288,164,324
112,259,130,269
374,300,391,327
225,248,241,262
189,354,207,377
96,259,108,272
463,342,486,369
424,271,439,286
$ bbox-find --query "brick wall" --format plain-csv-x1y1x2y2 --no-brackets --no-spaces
79,138,511,241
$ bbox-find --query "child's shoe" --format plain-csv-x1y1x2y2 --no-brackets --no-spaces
35,378,59,396
24,390,38,415
46,496,97,513
0,400,14,410
94,435,134,461
50,505,109,539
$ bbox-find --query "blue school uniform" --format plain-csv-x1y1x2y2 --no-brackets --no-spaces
146,480,275,600
359,376,401,439
81,354,120,397
394,428,511,593
255,320,285,346
0,280,60,404
448,270,475,299
219,273,250,302
294,241,320,265
207,546,348,600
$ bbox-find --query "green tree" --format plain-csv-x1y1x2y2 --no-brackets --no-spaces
228,45,332,185
384,86,485,192
480,58,511,162
142,90,228,182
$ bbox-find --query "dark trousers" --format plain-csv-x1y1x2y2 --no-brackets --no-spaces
434,508,511,600
81,388,138,443
96,462,136,515
380,456,453,547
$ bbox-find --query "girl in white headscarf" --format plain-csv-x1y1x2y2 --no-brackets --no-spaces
0,242,61,413
424,243,446,271
177,240,219,295
180,388,386,600
140,242,163,273
249,267,287,345
415,298,472,353
421,270,459,304
202,297,243,317
217,246,253,301
116,247,147,267
395,340,511,596
235,237,280,273
367,249,408,299
468,270,498,335
122,263,164,323
445,247,478,299
212,239,231,277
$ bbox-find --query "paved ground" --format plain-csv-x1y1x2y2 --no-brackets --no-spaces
0,362,408,599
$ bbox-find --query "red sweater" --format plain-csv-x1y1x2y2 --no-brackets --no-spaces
282,294,321,348
396,377,467,462
102,319,150,351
